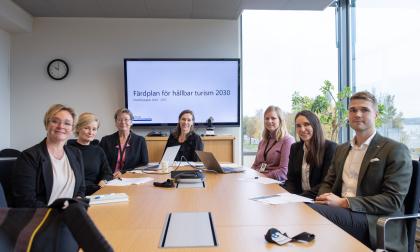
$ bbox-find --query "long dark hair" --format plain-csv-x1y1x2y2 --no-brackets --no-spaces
173,109,195,139
295,110,325,168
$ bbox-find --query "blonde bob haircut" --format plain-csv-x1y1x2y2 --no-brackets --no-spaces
262,105,288,142
43,104,76,130
75,112,100,136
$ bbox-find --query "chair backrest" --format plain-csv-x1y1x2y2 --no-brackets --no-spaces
0,148,21,158
405,160,420,214
0,182,7,207
0,158,17,207
405,160,420,252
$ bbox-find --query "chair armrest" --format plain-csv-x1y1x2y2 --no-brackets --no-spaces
376,213,420,250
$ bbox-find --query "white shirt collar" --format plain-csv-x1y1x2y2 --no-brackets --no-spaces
350,130,376,149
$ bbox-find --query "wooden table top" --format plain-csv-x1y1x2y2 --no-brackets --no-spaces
88,168,371,251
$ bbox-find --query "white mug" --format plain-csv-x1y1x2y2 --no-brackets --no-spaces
161,160,169,172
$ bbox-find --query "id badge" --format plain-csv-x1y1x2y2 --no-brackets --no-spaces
259,163,267,172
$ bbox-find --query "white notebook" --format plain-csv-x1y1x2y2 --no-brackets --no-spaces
105,177,154,186
87,193,129,205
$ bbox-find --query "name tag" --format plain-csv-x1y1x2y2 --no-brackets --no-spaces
259,163,267,172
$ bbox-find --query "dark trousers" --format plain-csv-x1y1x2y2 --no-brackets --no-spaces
308,203,371,249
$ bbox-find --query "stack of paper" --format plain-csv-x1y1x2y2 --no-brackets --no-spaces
250,193,313,205
238,176,280,185
87,193,129,205
105,177,154,186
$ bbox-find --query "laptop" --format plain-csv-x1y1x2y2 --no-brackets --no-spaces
195,151,244,173
140,145,181,170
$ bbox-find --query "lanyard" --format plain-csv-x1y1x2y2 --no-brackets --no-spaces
117,134,131,170
263,138,277,161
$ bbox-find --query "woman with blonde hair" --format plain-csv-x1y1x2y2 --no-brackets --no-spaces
13,104,85,207
68,112,113,195
251,106,294,182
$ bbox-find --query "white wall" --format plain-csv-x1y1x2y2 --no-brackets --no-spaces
11,17,242,162
0,27,10,150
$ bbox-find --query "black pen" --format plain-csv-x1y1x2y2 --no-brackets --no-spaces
118,177,123,181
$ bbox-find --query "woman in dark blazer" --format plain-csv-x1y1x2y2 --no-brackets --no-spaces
284,110,337,199
12,104,85,208
100,108,148,176
164,109,203,161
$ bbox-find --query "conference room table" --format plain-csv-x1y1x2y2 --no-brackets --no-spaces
88,168,371,251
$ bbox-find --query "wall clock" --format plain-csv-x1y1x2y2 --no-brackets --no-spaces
47,59,69,80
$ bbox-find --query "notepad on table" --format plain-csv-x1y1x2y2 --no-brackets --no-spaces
105,177,154,186
250,193,313,205
87,193,129,205
238,176,280,185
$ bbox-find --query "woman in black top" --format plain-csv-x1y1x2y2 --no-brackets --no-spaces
284,110,337,199
100,108,148,176
164,109,203,161
68,113,113,195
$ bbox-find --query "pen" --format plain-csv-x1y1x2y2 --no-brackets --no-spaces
118,177,123,181
254,176,259,179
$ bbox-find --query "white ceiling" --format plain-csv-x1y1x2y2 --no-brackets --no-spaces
11,0,334,20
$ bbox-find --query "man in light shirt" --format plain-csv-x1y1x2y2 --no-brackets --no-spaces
309,91,412,251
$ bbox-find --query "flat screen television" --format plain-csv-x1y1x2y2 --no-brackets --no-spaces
124,59,240,126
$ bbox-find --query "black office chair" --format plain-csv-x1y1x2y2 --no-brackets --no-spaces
0,157,17,207
376,160,420,252
0,148,21,158
0,183,7,207
67,139,99,145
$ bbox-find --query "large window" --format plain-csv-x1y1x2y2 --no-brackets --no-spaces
351,0,420,159
242,9,337,166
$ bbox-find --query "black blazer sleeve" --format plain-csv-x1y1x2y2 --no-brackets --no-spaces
284,142,302,194
308,140,337,196
13,146,47,208
99,133,117,172
191,134,203,161
133,135,149,169
195,134,204,151
122,133,148,171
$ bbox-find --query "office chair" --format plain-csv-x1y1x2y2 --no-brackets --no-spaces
67,139,99,145
376,160,420,252
0,157,17,207
0,148,21,158
0,183,7,207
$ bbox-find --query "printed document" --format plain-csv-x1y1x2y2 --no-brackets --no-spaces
105,177,154,186
250,193,313,205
